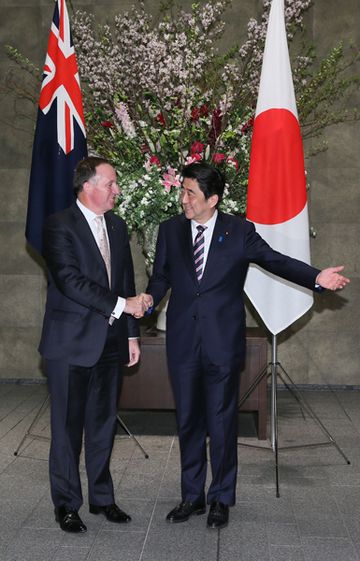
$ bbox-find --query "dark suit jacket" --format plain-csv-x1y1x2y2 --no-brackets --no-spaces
147,212,320,365
39,203,139,367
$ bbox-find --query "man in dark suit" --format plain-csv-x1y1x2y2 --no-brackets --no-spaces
146,162,349,529
39,156,149,533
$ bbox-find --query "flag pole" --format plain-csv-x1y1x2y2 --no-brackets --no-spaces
270,334,277,451
270,334,280,497
238,0,350,496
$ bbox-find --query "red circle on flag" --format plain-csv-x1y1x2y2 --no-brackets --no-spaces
246,108,307,225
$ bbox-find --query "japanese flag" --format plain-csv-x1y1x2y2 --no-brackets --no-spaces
244,0,313,335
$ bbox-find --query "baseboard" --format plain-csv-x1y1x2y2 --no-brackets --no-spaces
1,378,360,392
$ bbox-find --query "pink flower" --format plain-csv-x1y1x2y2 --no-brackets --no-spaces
212,152,226,164
101,120,114,128
226,156,239,171
144,154,161,172
115,101,136,138
161,167,181,192
190,141,204,155
185,153,202,165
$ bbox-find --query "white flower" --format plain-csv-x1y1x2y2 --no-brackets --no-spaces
115,102,136,138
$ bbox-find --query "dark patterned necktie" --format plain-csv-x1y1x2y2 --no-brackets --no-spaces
193,225,207,282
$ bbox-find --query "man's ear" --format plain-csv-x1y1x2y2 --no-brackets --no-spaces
82,180,92,193
209,194,219,209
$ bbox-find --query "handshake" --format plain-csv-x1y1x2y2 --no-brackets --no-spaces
124,293,154,319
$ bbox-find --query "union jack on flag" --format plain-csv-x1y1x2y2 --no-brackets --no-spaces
26,0,87,254
39,0,86,155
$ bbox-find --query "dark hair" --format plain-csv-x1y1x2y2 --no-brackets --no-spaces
181,162,225,207
73,156,110,194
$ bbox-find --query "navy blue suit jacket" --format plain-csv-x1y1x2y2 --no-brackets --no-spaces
147,212,320,365
39,203,139,367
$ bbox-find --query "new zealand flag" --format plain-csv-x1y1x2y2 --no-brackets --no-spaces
26,0,87,254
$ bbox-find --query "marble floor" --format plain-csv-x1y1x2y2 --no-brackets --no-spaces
0,383,359,561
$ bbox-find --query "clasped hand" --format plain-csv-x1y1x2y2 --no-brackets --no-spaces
124,293,153,318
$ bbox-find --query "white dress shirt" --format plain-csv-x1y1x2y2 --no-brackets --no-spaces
191,209,218,271
76,199,125,319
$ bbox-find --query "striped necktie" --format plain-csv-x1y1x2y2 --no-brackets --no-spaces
193,225,207,282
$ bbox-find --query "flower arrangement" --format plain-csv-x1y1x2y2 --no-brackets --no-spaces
3,0,358,269
72,0,257,268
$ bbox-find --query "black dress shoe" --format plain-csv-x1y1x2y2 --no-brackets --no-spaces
89,503,131,523
207,502,229,529
166,500,206,523
55,506,87,533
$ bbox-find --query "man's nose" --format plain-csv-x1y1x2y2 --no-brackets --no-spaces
113,184,120,195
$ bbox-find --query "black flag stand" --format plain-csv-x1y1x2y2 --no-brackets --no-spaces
238,334,351,497
14,393,149,459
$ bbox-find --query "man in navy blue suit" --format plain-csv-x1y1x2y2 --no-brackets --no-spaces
146,162,349,529
39,157,149,533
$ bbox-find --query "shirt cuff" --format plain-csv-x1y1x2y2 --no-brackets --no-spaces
111,297,126,319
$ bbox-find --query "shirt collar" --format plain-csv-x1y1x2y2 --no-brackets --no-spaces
192,209,218,232
76,198,101,222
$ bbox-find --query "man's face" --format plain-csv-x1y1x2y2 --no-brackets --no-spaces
85,163,120,214
180,177,218,224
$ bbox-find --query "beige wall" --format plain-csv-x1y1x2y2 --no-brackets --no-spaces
0,0,358,385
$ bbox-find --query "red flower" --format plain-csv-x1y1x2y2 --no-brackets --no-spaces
191,107,200,121
226,156,239,171
241,117,254,134
200,104,209,117
190,141,204,155
208,108,222,146
185,153,202,165
191,104,209,121
149,155,161,167
101,120,114,128
141,143,150,154
144,154,162,172
212,152,226,164
155,112,166,126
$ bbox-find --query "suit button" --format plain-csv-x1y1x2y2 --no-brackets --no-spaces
196,292,200,296
192,315,197,320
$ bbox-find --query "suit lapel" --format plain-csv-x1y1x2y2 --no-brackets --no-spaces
179,215,197,284
105,211,119,288
179,212,231,286
201,213,230,286
70,204,110,286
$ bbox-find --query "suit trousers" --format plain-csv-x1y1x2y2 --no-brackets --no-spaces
45,328,123,510
168,345,241,506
